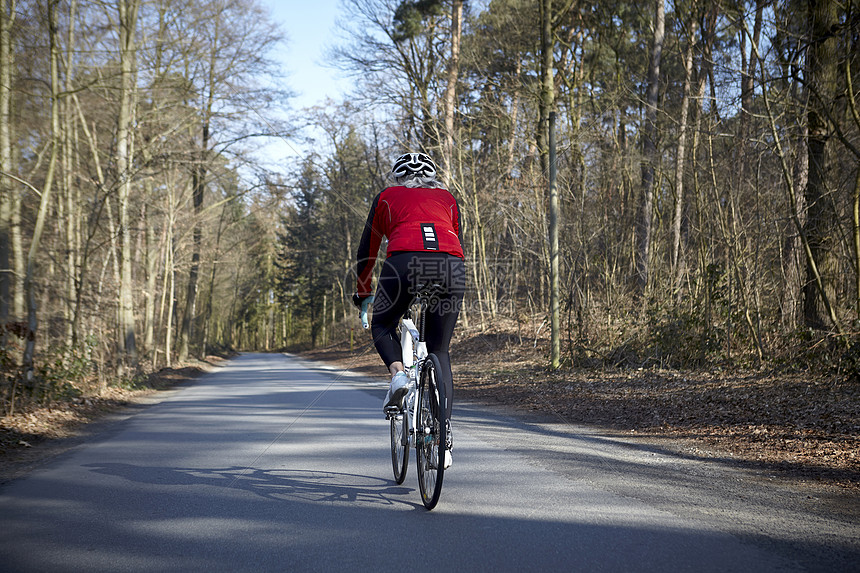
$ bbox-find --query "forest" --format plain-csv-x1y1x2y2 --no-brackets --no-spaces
0,0,858,414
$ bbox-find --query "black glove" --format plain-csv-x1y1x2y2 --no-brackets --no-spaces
352,293,370,309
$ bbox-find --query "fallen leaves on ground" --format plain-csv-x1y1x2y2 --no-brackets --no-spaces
0,360,223,462
304,330,860,491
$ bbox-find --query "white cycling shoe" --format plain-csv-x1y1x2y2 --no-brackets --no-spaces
383,371,409,410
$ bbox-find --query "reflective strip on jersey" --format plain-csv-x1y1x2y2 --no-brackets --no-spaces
421,224,438,250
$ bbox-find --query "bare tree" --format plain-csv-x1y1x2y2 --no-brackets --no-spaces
635,0,665,293
803,0,841,331
0,0,14,336
442,0,463,181
116,0,142,367
333,0,447,150
178,0,285,361
671,6,698,296
22,0,62,377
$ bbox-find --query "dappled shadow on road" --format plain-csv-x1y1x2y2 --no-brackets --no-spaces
82,462,421,509
0,456,849,573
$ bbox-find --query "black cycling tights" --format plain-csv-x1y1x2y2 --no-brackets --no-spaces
371,252,465,417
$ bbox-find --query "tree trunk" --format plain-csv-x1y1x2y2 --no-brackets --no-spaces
539,0,560,368
738,0,763,181
201,200,229,357
11,166,21,319
803,0,839,331
178,16,217,362
0,0,14,336
671,18,697,296
177,161,204,362
442,0,462,184
854,169,860,322
549,112,560,369
848,49,860,322
69,93,107,347
143,199,159,359
783,125,808,330
506,59,521,178
635,0,665,293
537,0,554,175
752,1,842,338
164,182,176,367
116,0,141,367
61,0,78,348
22,0,61,376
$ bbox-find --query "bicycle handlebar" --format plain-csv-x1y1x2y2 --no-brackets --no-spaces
359,296,374,330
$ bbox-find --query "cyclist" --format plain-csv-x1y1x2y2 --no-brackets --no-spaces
353,152,465,462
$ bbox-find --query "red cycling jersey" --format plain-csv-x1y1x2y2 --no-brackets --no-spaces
355,186,464,297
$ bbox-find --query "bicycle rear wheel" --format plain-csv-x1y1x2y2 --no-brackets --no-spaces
416,353,447,510
390,410,409,484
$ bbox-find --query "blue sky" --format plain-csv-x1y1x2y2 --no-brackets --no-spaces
250,0,352,165
263,0,348,111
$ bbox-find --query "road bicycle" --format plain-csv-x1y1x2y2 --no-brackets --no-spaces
360,285,449,510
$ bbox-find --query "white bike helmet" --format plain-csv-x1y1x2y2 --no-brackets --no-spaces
390,152,438,180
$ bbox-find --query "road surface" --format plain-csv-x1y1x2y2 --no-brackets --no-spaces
1,353,857,572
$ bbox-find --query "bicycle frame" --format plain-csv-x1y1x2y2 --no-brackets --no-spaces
398,313,425,448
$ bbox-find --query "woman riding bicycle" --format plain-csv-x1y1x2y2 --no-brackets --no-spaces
352,152,465,456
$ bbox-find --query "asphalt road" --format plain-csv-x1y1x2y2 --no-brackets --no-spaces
0,353,857,572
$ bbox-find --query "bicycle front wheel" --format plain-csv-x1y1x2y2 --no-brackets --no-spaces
416,353,447,510
390,410,409,484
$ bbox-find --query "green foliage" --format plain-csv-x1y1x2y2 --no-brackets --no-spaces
271,107,386,349
275,158,338,346
840,340,860,383
392,0,446,42
113,372,150,391
35,336,98,403
645,307,723,369
770,329,860,380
